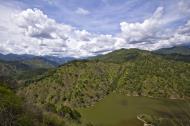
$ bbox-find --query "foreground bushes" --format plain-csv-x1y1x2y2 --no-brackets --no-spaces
44,103,81,122
0,85,36,126
0,85,68,126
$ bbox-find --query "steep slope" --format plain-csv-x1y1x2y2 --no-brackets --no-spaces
19,61,121,107
18,49,190,110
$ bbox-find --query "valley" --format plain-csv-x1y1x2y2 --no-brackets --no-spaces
79,93,190,126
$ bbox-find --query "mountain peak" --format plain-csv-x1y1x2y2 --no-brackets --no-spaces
91,48,151,63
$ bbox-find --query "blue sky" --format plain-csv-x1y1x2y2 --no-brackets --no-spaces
0,0,190,57
2,0,187,34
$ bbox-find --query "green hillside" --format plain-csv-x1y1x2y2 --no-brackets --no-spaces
18,49,190,110
91,48,146,63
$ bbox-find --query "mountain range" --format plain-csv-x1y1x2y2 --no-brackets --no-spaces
154,46,190,55
0,53,75,65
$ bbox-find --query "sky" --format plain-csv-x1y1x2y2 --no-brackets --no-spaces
0,0,190,57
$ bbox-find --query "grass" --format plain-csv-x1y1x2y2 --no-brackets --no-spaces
78,93,190,126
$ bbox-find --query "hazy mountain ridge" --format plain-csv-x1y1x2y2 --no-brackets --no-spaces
154,46,190,55
0,53,75,65
0,59,49,89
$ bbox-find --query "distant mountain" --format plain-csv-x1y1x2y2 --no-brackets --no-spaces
21,57,58,69
0,53,75,65
0,53,76,89
0,59,48,89
43,56,75,65
0,53,35,61
154,46,190,63
154,46,190,55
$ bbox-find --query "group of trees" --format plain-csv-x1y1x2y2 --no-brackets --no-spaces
0,84,87,126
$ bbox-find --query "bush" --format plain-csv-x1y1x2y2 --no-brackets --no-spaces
57,105,81,122
44,103,56,113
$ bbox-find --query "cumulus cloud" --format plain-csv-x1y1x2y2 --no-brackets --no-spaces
115,6,190,51
75,8,90,15
0,4,190,57
14,8,73,39
178,1,190,13
7,8,114,57
119,7,164,43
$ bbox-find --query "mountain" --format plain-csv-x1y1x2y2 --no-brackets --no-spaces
0,59,49,89
154,46,190,55
0,53,76,89
21,57,59,69
43,56,76,65
154,46,190,63
91,48,149,63
18,49,190,110
0,53,35,61
0,53,75,65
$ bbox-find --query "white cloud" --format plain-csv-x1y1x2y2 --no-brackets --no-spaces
75,8,90,15
178,0,190,13
8,8,113,57
14,8,73,39
114,6,190,51
119,7,164,42
0,4,190,58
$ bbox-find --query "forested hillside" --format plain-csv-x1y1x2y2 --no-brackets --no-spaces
18,49,190,110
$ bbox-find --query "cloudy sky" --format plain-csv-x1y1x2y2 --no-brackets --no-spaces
0,0,190,57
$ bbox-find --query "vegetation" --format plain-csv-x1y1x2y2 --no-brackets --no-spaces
0,84,41,126
1,47,190,126
18,49,190,109
0,84,84,126
0,59,55,89
21,57,58,69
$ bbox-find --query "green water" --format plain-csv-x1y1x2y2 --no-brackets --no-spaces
79,93,190,126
